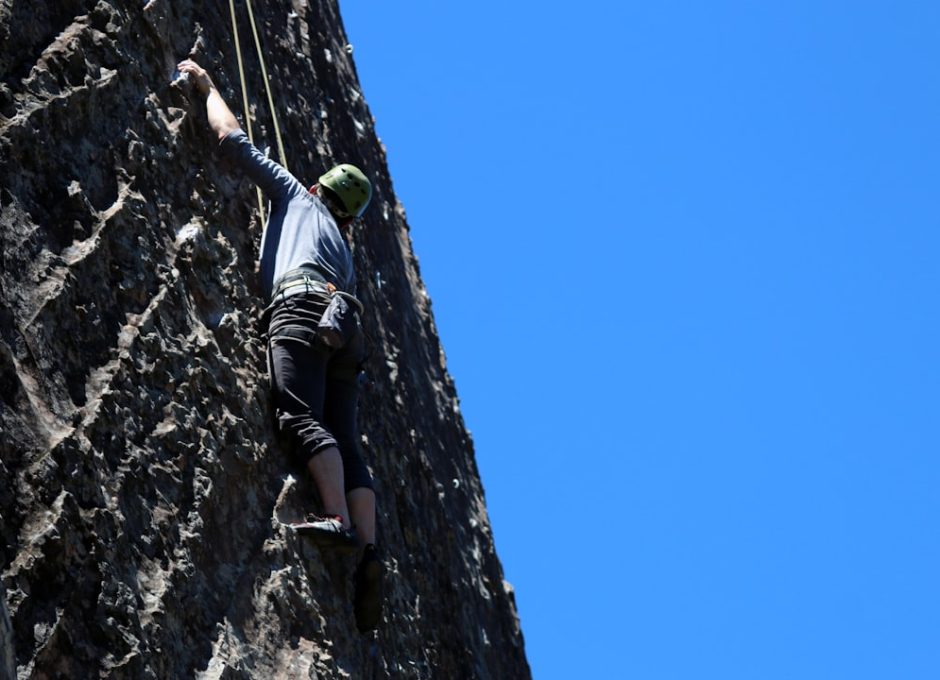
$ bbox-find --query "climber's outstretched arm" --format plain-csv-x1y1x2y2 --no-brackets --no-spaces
177,59,302,203
177,59,240,141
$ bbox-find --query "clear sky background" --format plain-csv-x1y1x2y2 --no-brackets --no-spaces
341,2,940,678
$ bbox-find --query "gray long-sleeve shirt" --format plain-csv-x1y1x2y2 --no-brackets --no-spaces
218,129,356,300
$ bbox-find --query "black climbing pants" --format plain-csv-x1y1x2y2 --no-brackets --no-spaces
266,292,373,492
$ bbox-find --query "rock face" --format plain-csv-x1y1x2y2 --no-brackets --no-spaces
0,1,529,677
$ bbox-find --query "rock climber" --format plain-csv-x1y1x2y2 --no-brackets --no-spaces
176,58,382,633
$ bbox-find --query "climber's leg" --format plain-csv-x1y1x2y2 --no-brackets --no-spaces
267,299,356,546
323,330,375,545
347,487,376,546
305,446,351,527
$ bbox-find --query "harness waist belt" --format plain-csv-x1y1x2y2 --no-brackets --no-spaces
270,267,333,302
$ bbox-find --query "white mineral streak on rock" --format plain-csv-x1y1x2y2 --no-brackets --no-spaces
175,222,200,244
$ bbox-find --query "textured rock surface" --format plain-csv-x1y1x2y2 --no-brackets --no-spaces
0,1,529,677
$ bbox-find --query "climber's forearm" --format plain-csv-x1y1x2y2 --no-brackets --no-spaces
206,87,241,141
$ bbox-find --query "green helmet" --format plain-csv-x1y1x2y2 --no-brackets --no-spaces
318,163,372,218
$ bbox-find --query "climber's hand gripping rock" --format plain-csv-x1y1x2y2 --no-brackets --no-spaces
176,59,213,97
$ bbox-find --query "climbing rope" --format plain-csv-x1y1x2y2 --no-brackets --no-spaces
245,0,289,174
227,0,290,226
228,0,265,224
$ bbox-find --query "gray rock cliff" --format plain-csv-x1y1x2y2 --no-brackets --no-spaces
0,1,530,677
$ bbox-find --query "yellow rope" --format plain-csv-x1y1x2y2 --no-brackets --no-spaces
228,0,266,225
245,0,289,173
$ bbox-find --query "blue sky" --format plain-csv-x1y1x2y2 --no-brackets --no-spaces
342,2,940,678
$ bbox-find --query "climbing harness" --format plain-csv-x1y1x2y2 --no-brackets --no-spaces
265,266,363,348
227,0,289,228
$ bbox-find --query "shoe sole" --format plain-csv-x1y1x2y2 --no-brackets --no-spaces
287,523,359,550
355,559,384,632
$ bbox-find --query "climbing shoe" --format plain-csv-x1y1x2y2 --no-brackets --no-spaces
354,544,384,633
289,514,358,549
